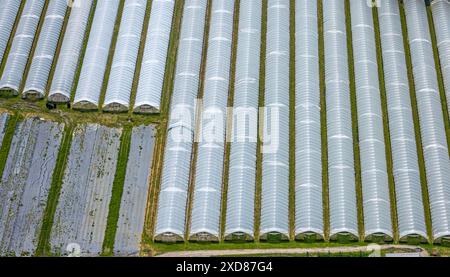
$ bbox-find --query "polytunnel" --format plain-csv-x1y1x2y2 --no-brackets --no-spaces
48,0,93,103
0,0,21,66
134,0,176,114
154,0,208,242
23,0,67,99
103,0,147,112
73,0,120,110
0,0,45,95
404,0,450,244
431,0,450,118
324,0,359,241
350,0,393,242
189,0,235,242
260,0,290,241
377,0,427,242
224,0,262,241
294,0,324,241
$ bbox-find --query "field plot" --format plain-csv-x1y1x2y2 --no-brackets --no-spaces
50,124,122,256
114,125,155,256
0,117,64,256
0,0,450,257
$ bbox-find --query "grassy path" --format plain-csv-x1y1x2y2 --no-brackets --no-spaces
0,0,25,77
345,0,365,241
69,0,98,103
127,0,154,116
13,0,50,97
219,0,241,242
157,244,428,257
97,0,125,109
142,0,184,250
183,0,213,241
398,1,433,242
426,6,450,154
36,124,74,256
372,6,399,243
0,112,20,178
253,0,268,242
318,0,329,242
101,125,133,256
44,5,72,98
288,0,296,241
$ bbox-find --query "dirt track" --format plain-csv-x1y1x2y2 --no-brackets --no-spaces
157,244,428,257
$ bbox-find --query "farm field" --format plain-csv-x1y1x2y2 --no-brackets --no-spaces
0,0,449,257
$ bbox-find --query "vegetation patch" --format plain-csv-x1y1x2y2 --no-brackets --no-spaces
102,125,133,256
398,1,433,242
253,0,268,242
372,6,399,243
345,0,365,241
219,0,241,242
36,124,73,256
0,112,20,178
426,6,450,154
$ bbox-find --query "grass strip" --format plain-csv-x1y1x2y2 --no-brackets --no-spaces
0,0,26,77
318,0,329,242
44,5,72,98
36,124,74,256
253,0,268,242
97,0,125,110
345,0,364,241
149,240,368,254
288,0,296,241
183,0,213,241
219,0,241,242
426,6,450,154
0,113,20,178
141,0,184,251
101,125,133,256
17,0,50,97
127,0,154,116
398,1,433,243
372,6,399,243
69,0,98,103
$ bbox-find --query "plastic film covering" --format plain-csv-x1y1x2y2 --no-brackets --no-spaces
23,0,67,99
48,0,93,103
294,0,323,240
324,0,358,240
189,0,235,241
377,0,427,241
431,0,450,118
224,0,261,241
134,0,175,113
0,0,45,95
0,0,22,65
260,0,290,240
73,0,120,109
154,0,208,242
350,0,392,241
404,0,450,243
103,0,147,112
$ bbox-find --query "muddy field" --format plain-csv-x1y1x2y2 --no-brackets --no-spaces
114,125,156,256
50,124,122,256
0,117,64,256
